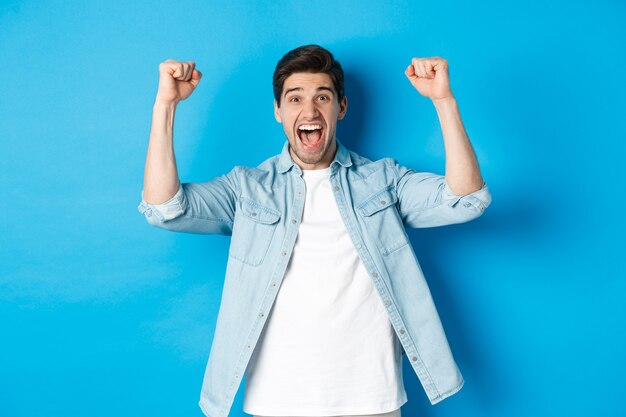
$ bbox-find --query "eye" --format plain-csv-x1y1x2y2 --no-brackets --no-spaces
318,95,329,101
288,96,300,102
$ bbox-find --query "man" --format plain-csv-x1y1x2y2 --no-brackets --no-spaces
138,45,491,417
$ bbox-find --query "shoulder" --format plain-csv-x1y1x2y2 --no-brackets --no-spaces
346,150,400,182
229,154,282,187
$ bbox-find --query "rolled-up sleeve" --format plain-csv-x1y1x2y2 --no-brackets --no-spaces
138,183,187,223
137,167,240,235
391,158,492,228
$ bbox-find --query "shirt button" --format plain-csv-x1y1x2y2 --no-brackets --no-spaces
259,313,264,317
292,219,297,224
251,212,257,217
411,356,418,362
372,272,378,277
334,186,339,191
400,329,405,334
356,243,362,249
282,251,287,256
380,200,386,205
385,300,391,306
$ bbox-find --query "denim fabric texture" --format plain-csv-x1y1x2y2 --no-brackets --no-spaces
138,139,492,417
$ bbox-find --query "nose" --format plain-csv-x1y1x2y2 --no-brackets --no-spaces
302,99,319,119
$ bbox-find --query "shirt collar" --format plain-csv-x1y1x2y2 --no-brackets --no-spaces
277,138,352,173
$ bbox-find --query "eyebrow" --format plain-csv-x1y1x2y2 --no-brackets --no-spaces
283,86,335,98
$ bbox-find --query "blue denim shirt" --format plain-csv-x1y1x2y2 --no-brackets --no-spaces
138,139,492,417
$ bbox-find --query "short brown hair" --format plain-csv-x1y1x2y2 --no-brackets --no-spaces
273,44,344,107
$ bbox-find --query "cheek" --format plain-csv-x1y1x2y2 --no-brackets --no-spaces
280,112,293,125
283,122,295,138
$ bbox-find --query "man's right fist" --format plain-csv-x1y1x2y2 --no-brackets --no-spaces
155,59,202,104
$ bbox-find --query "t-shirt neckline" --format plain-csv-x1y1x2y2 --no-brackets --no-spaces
301,167,331,178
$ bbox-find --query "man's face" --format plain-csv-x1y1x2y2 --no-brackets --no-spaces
274,72,348,170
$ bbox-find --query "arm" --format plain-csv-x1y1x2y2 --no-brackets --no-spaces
395,57,491,228
143,100,180,204
138,60,239,235
405,57,484,195
434,96,483,195
143,59,202,204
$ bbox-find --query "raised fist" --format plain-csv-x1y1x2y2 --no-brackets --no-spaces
405,57,453,101
155,59,202,104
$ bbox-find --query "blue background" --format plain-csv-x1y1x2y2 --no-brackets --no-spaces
1,0,625,416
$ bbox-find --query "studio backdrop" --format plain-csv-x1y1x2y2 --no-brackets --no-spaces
1,1,624,416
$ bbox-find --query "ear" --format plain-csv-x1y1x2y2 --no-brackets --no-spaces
337,96,348,120
274,100,282,123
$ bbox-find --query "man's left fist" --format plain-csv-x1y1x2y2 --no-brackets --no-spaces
405,57,453,101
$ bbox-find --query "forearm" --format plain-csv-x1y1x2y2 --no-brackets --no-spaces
433,96,483,195
142,100,181,204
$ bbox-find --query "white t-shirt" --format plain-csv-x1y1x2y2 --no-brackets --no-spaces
243,167,407,416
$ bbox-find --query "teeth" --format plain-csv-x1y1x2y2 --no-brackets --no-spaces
298,124,322,131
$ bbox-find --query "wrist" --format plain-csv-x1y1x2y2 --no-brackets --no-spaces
153,98,178,111
432,95,456,106
432,95,458,115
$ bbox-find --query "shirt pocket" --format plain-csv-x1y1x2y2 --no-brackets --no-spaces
229,197,281,266
357,186,410,256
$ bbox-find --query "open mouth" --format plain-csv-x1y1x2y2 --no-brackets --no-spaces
297,124,324,151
